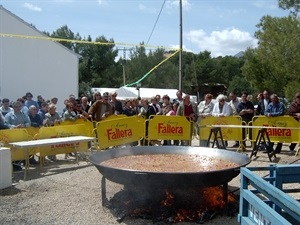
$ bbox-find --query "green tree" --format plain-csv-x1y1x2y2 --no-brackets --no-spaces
50,25,78,50
74,35,119,90
145,49,178,89
279,0,300,15
185,51,246,96
125,44,151,86
242,15,300,100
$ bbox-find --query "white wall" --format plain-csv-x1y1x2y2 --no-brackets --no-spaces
0,7,79,112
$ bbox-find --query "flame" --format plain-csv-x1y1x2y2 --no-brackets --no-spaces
116,186,236,223
160,186,236,222
175,209,203,222
161,190,174,206
202,186,226,210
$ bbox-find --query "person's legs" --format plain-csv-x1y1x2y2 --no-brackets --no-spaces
289,143,297,151
275,143,283,153
242,127,246,148
12,162,22,171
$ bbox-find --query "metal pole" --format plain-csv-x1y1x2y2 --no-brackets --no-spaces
179,0,183,91
122,48,126,86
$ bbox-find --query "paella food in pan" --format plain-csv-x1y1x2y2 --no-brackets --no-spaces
100,154,239,173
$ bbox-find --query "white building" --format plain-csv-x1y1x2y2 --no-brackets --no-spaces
0,6,79,112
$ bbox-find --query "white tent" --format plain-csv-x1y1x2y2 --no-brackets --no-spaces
91,86,198,102
91,87,118,95
116,87,181,101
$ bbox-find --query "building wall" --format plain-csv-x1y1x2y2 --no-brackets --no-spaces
0,7,79,113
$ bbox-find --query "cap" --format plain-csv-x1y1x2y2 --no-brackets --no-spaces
103,92,109,97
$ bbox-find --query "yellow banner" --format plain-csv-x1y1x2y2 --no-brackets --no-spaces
25,127,40,137
252,116,300,143
96,116,145,149
199,116,243,141
60,118,95,137
103,114,127,121
38,124,89,157
0,129,35,161
147,116,191,140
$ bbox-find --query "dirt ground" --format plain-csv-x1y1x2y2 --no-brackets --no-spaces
1,140,299,225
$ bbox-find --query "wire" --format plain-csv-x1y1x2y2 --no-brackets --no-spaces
146,0,166,46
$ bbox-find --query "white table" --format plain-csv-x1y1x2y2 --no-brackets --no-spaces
9,136,95,180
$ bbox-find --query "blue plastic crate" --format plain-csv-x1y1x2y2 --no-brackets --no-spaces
238,165,300,225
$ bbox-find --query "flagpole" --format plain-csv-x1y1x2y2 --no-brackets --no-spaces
179,0,183,91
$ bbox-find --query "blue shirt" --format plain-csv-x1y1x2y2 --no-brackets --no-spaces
25,100,39,109
4,111,31,128
264,102,284,117
37,109,47,121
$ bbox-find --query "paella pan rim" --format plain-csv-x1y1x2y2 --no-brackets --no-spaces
90,146,250,172
89,146,250,188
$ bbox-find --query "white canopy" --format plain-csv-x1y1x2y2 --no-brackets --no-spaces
91,87,118,95
91,86,198,102
116,87,181,101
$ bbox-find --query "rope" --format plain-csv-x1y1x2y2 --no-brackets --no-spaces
146,0,166,45
0,32,178,50
125,49,181,87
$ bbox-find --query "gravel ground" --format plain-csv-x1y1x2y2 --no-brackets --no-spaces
1,141,299,225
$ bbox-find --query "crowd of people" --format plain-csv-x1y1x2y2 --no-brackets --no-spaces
0,90,299,170
197,90,300,152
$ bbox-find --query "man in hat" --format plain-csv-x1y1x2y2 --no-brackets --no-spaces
110,91,123,115
88,92,112,121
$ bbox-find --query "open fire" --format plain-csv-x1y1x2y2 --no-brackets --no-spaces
92,147,250,223
107,185,238,224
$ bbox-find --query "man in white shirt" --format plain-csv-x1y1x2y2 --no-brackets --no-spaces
0,98,13,116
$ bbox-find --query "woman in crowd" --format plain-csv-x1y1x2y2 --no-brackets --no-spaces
212,94,232,117
138,99,149,118
161,95,172,116
198,93,214,119
90,92,101,105
63,102,78,121
198,93,214,146
74,100,88,119
123,100,135,116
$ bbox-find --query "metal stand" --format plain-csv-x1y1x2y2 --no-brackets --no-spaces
222,182,228,216
101,176,108,206
206,127,226,149
250,128,276,162
295,146,300,157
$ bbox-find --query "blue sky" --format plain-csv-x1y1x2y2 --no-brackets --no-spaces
1,0,290,57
